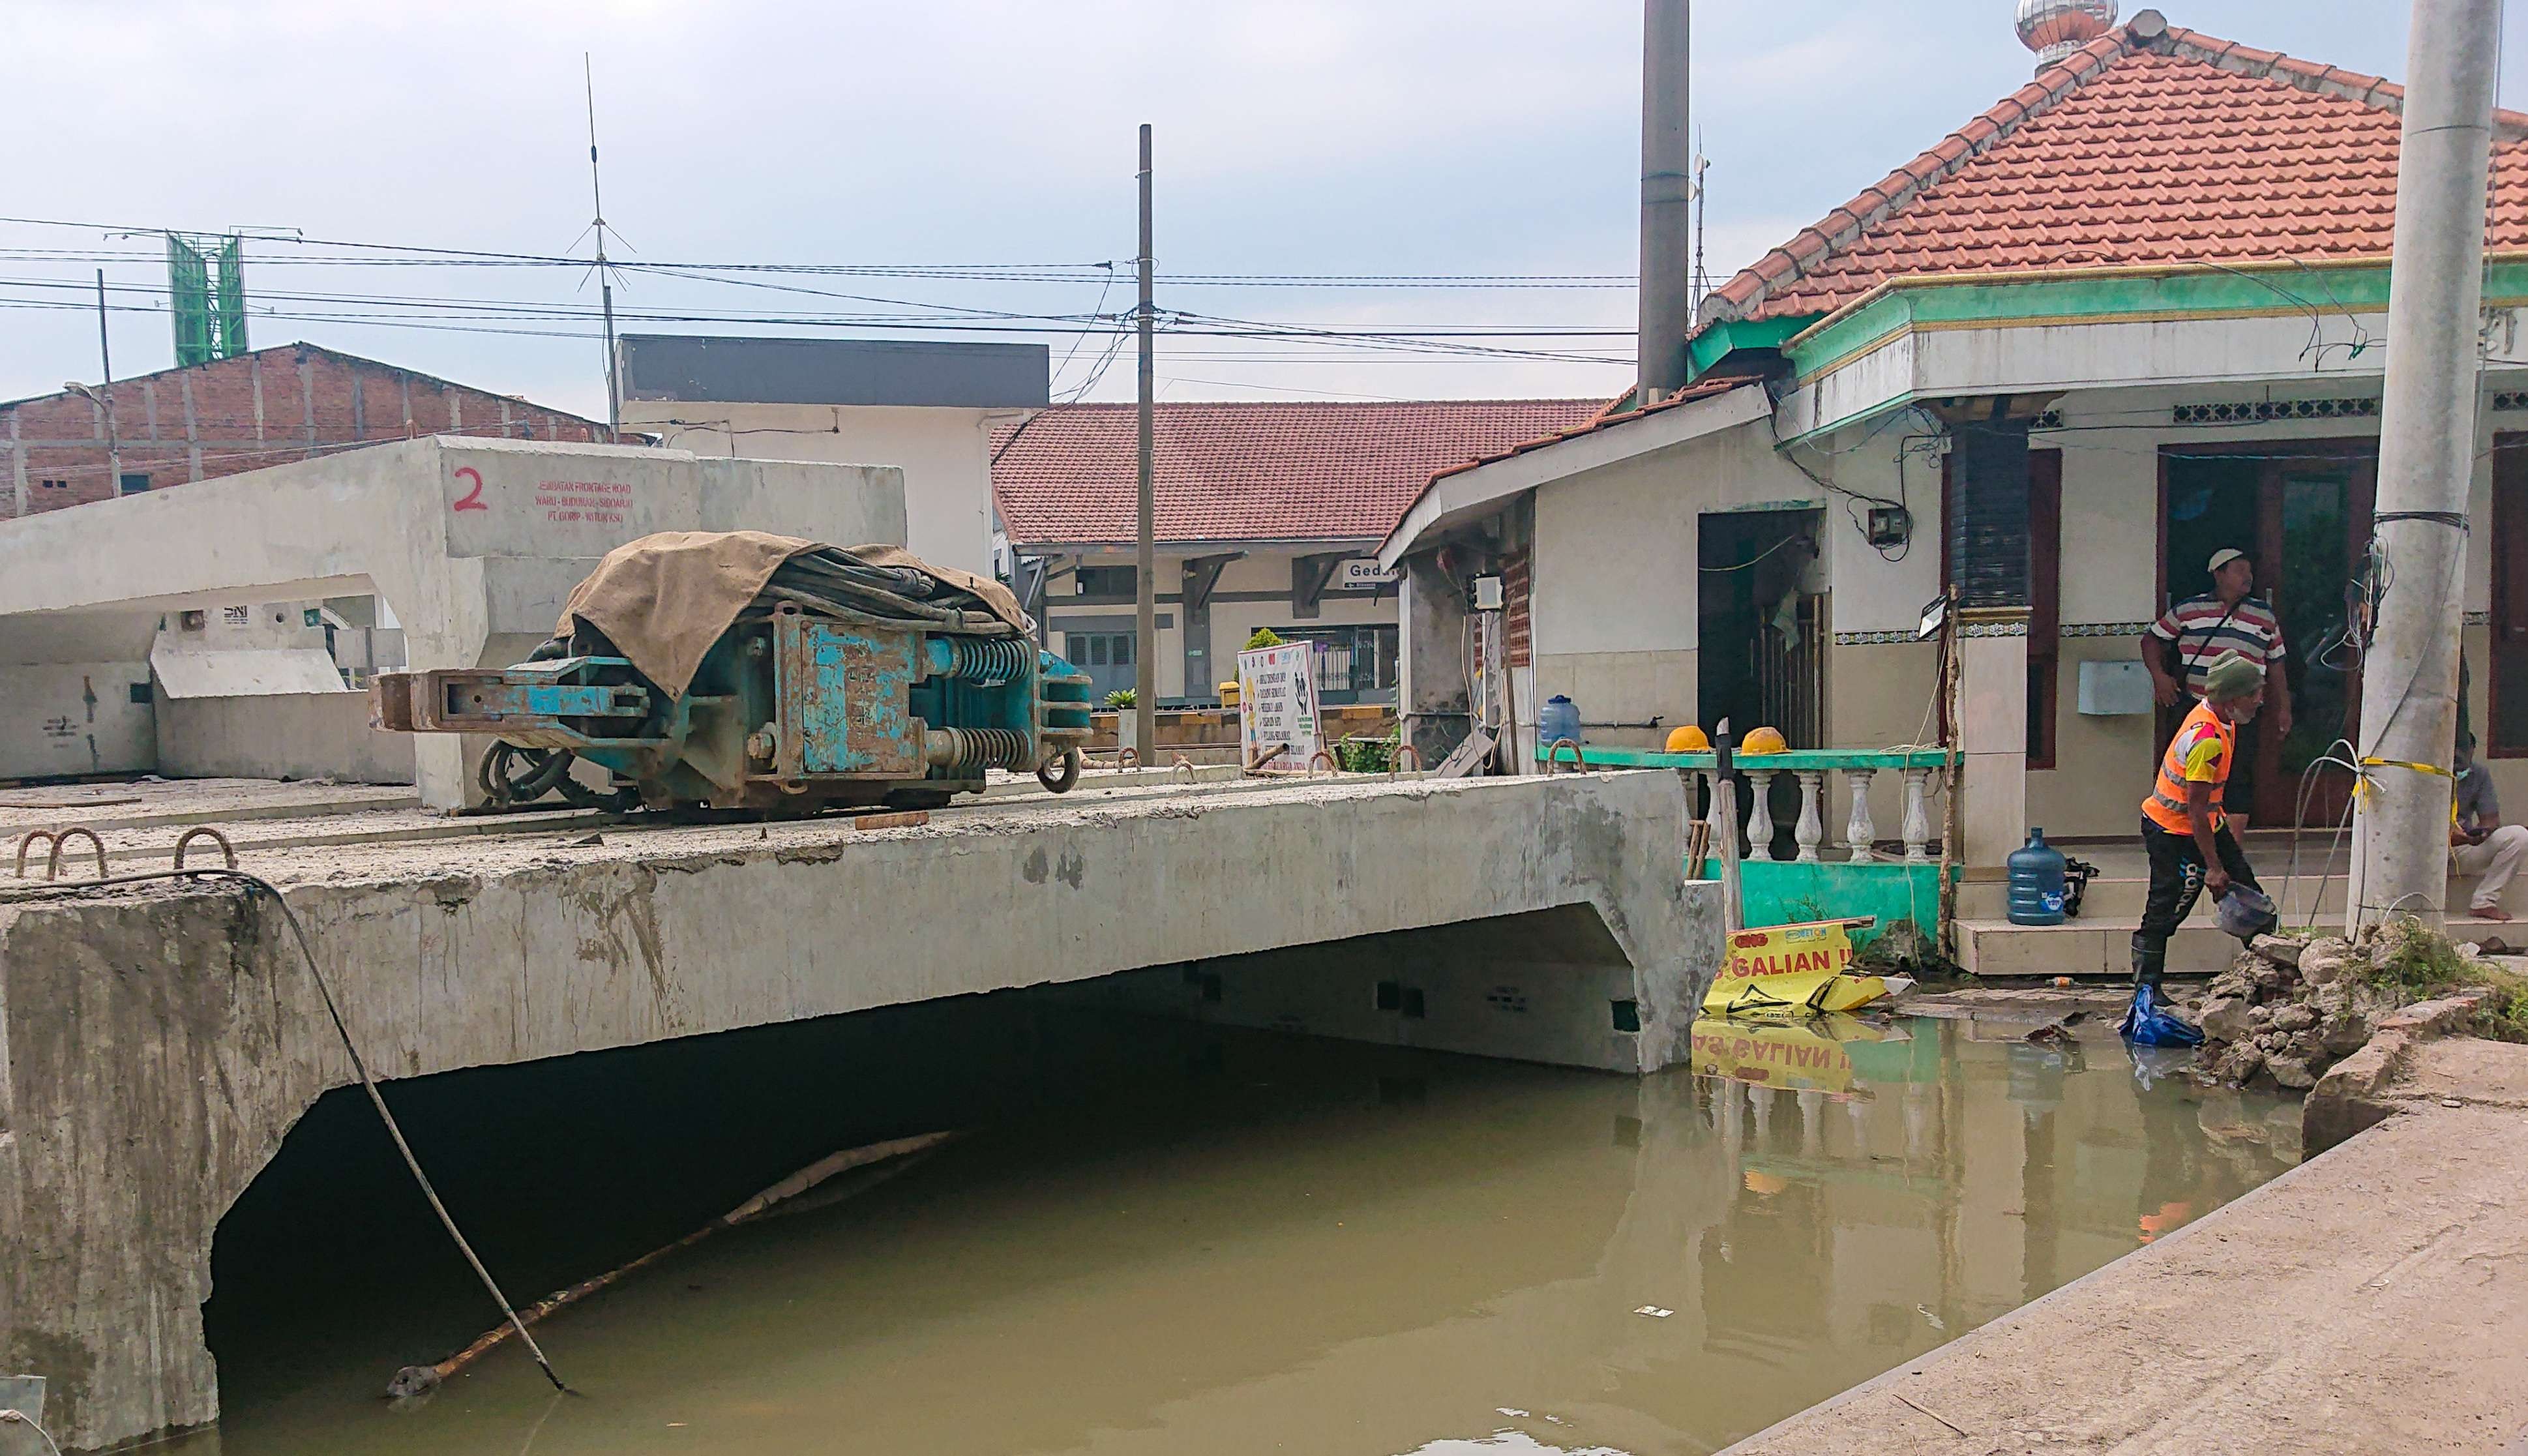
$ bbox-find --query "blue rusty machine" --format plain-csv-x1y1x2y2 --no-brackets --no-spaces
374,541,1095,814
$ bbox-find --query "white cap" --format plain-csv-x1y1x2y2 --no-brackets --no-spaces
2207,548,2248,574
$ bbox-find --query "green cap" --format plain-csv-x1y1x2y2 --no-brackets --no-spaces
2201,651,2264,704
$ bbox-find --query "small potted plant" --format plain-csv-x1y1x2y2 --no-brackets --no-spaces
1105,687,1138,755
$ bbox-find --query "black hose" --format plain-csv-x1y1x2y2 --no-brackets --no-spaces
0,869,567,1392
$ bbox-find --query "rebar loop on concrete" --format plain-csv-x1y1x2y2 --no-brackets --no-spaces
10,830,56,878
171,826,236,870
1171,755,1197,784
1547,739,1586,775
0,868,567,1393
1390,745,1423,779
38,828,105,882
1307,750,1338,779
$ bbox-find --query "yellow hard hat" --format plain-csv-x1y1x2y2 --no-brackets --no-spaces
1741,725,1789,755
1664,724,1710,753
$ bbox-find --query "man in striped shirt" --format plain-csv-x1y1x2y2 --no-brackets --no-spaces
2143,549,2294,817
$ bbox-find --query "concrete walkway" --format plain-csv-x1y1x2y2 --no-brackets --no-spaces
1721,1039,2528,1455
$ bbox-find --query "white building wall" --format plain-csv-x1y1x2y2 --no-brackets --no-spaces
1515,377,2528,848
1528,421,1822,756
623,401,1017,578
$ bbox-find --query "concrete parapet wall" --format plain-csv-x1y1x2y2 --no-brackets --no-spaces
0,437,908,805
0,770,1708,1450
154,692,413,785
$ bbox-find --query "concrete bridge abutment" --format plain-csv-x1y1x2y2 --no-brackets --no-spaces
0,772,1714,1450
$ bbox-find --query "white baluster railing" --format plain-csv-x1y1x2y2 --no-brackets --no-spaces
1792,771,1825,862
1901,767,1935,862
1744,769,1777,863
1843,768,1878,863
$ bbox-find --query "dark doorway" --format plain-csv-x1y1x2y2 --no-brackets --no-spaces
2495,437,2528,756
1700,508,1822,856
2158,441,2375,825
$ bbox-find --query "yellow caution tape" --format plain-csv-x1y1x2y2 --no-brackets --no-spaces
2358,757,2453,777
2352,756,2454,803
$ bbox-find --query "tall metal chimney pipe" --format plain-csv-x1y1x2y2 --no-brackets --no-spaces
1637,0,1693,400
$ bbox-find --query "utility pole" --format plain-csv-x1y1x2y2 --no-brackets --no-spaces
1636,0,1692,400
1134,123,1157,758
586,53,621,439
96,269,121,494
2347,0,2503,930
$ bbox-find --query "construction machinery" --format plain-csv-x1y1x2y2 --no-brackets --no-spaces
373,537,1095,814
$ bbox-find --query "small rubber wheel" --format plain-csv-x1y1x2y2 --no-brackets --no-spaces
1037,747,1082,794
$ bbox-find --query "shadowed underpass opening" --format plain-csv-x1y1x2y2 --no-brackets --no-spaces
183,973,2303,1456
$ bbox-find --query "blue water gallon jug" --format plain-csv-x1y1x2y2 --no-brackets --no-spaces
2006,827,2068,926
1538,694,1582,749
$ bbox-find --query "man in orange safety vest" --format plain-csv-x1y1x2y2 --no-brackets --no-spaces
2133,651,2269,990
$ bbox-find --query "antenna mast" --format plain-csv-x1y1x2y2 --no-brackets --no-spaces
1691,137,1709,315
586,53,621,438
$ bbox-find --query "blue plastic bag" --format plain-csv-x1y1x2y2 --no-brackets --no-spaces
2120,983,2204,1047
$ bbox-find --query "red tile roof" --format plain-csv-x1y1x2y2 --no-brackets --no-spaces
991,398,1605,547
1704,14,2528,327
1427,376,1753,483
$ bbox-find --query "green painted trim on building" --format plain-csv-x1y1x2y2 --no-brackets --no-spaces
1785,259,2528,385
1686,315,1813,382
1694,859,1950,943
1537,745,1954,770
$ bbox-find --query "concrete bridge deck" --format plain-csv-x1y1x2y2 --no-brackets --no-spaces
0,769,1717,1451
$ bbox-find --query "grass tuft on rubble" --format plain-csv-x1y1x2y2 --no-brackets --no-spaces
2362,915,2528,1040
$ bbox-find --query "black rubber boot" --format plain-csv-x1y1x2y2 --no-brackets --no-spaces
2129,932,2165,991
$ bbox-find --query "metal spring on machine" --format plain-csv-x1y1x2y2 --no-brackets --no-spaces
936,726,1032,769
944,636,1032,684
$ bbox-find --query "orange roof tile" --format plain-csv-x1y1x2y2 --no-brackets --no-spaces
1703,12,2528,327
991,398,1604,548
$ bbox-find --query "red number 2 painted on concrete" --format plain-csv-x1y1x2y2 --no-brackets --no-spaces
451,466,488,512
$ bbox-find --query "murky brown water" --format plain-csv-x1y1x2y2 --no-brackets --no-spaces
177,1007,2297,1456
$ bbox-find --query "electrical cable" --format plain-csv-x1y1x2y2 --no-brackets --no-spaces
0,1409,62,1456
0,869,567,1393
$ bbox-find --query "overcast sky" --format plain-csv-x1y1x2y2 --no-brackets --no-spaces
3,1,2523,416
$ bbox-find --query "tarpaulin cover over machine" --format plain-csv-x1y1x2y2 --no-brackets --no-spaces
372,531,1094,812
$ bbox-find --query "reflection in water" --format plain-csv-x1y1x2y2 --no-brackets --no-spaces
183,1010,2297,1456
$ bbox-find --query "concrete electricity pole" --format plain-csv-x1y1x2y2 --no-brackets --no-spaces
94,269,122,492
586,55,622,440
1134,123,1157,757
1636,0,1692,400
2347,0,2504,930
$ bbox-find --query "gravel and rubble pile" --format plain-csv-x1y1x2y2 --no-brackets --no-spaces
2193,919,2506,1091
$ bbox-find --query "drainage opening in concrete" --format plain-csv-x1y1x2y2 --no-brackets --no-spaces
1611,999,1641,1033
187,1009,2302,1456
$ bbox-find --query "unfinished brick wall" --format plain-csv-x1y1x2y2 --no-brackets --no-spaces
3,342,608,514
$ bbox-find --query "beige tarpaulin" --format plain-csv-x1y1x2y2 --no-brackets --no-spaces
554,531,1030,700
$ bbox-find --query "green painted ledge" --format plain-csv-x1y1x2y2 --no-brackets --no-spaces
1785,257,2528,387
1534,745,1954,771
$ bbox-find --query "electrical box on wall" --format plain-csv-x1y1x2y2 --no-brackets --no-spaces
1471,575,1504,611
1866,505,1912,549
2078,659,2154,715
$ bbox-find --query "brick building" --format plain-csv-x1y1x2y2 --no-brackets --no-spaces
3,342,608,515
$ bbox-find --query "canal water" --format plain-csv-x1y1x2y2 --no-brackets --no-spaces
180,1004,2298,1456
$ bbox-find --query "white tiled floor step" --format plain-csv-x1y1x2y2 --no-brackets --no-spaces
1957,914,2528,978
1952,872,2436,923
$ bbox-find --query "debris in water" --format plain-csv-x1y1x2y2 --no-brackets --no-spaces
387,1129,959,1399
1634,1305,1673,1318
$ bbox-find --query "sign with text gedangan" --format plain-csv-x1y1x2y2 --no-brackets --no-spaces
1238,642,1320,768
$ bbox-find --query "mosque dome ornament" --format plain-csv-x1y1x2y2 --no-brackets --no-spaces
2016,0,2118,70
